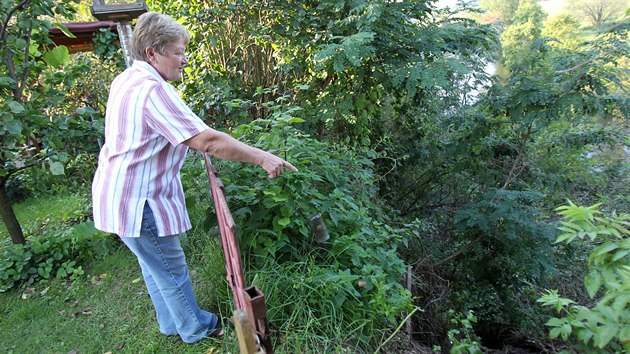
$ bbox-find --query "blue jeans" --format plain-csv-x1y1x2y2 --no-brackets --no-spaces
120,204,219,343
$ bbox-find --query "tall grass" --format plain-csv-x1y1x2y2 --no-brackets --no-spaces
242,257,383,352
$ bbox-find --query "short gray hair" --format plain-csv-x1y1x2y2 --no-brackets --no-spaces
131,12,190,62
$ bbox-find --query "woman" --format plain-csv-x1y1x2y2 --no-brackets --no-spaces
91,12,296,343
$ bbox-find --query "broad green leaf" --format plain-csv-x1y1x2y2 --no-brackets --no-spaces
555,233,575,244
612,250,629,262
4,119,22,134
611,294,630,313
561,323,572,341
262,189,277,196
8,101,24,114
329,210,339,226
56,153,70,163
595,324,619,348
272,195,288,202
29,39,42,57
593,243,618,257
14,38,27,50
43,45,69,67
619,326,630,342
278,217,290,226
280,206,292,217
584,272,602,299
70,221,99,238
549,327,561,339
599,305,619,323
546,317,565,327
0,76,15,87
49,161,65,175
576,328,594,344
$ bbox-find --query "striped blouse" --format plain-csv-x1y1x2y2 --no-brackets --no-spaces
92,60,208,237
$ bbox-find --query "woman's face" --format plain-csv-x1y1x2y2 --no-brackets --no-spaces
148,39,188,81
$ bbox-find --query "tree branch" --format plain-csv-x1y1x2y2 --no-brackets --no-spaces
502,124,532,189
431,234,484,268
16,21,33,102
0,0,29,46
1,0,30,93
2,42,16,82
3,153,50,182
556,50,612,74
556,20,627,74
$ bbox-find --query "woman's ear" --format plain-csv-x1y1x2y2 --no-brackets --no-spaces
145,47,156,64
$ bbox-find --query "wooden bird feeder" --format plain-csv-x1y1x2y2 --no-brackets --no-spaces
90,0,148,22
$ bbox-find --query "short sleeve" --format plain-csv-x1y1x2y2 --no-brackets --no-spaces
144,82,209,146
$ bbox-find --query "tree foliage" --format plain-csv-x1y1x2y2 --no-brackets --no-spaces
149,0,497,144
542,14,582,49
0,0,102,244
478,0,520,25
566,0,629,28
500,0,547,69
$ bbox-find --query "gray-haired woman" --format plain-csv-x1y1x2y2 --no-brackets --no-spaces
92,11,296,343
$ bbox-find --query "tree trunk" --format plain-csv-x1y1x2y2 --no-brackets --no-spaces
0,181,26,244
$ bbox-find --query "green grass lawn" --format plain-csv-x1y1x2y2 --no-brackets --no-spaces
0,244,240,354
0,191,241,353
0,192,90,241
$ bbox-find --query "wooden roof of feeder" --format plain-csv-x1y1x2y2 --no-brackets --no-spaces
49,21,118,53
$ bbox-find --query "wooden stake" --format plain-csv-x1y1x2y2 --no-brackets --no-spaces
233,309,262,354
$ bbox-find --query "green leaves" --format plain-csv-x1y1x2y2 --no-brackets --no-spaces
539,203,630,351
182,109,411,331
537,289,576,313
0,0,104,244
8,101,25,114
315,31,376,72
48,161,65,175
584,272,602,298
43,45,69,67
52,23,76,39
547,317,572,341
3,119,22,135
0,222,115,292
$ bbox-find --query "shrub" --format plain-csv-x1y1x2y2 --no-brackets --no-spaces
449,189,557,331
0,221,116,292
538,201,630,353
183,104,413,342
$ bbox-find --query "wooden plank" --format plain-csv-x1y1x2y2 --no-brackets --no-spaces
233,309,262,354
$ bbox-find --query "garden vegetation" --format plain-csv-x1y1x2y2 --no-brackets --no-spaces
1,0,628,352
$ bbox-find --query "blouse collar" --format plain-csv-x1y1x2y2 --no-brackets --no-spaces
132,60,165,82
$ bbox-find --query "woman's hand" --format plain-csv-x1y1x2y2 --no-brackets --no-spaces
260,153,298,178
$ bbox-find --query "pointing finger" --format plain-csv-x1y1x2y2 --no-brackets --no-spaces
283,160,298,172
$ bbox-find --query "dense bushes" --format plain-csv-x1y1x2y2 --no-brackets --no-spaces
182,112,413,343
449,190,557,328
0,221,116,292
